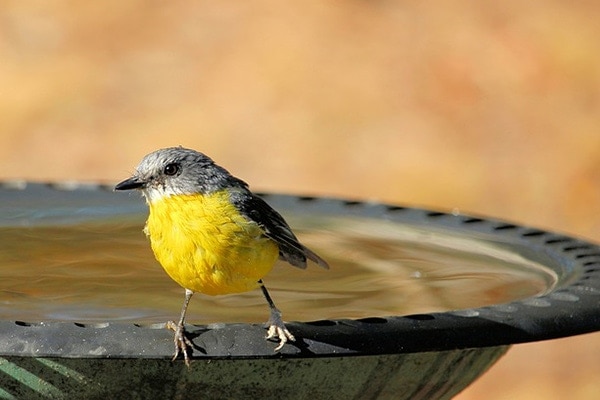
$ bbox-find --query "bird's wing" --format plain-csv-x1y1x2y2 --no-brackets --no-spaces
230,191,329,270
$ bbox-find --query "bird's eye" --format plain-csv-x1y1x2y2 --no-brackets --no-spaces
163,163,180,176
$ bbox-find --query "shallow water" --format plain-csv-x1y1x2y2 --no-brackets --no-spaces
0,208,559,325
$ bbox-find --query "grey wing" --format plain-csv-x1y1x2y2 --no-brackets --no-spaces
231,191,329,269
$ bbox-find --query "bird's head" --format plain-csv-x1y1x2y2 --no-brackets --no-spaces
114,147,245,203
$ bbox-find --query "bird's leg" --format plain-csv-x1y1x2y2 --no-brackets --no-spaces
258,279,295,351
166,288,194,366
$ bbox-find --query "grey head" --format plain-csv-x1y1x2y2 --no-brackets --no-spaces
114,147,248,202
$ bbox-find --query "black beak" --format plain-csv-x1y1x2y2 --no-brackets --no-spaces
114,176,146,191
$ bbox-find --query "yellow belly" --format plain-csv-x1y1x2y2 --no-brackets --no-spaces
144,190,279,295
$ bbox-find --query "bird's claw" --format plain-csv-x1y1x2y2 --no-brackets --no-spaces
166,320,193,367
266,324,295,351
265,310,295,351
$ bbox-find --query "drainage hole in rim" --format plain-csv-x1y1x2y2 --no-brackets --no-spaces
403,314,435,321
298,196,318,202
305,319,337,327
494,224,517,231
462,218,483,224
521,230,546,237
575,253,600,259
563,245,592,252
73,322,110,329
343,200,363,207
545,237,572,244
356,317,387,324
386,205,406,212
426,212,446,217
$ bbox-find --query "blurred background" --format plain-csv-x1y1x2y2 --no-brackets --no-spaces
1,1,599,398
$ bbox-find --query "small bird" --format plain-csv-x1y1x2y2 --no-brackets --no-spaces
114,147,328,365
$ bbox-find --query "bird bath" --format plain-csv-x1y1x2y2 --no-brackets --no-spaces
1,182,599,399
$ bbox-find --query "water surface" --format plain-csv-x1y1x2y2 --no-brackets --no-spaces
0,210,559,325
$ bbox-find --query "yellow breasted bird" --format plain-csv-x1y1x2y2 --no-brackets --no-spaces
114,147,328,365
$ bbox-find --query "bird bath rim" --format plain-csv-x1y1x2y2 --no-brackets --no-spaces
0,181,598,360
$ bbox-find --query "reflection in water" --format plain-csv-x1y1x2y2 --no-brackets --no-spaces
0,214,559,324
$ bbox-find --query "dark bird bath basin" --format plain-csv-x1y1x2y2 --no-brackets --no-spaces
0,182,599,399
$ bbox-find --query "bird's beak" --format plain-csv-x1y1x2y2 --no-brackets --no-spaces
114,176,146,191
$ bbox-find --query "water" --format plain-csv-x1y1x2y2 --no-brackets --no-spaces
0,209,559,325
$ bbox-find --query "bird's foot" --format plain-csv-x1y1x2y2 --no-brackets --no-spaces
166,320,194,366
265,309,295,351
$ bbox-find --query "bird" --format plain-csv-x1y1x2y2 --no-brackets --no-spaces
114,146,328,365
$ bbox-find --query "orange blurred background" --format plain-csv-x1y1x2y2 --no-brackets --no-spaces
1,1,600,398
